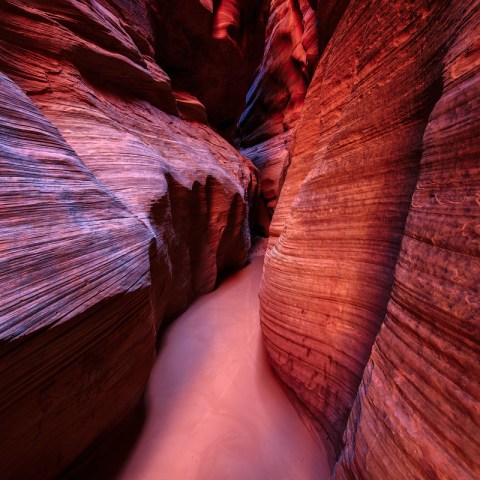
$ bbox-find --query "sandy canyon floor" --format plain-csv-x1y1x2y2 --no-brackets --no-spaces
113,256,330,480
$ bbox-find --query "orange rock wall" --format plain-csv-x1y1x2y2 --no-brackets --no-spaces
260,1,480,476
1,1,479,478
333,3,480,477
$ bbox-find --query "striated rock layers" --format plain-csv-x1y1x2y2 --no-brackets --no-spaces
332,4,480,477
260,0,480,477
0,71,157,480
236,0,349,230
0,1,260,478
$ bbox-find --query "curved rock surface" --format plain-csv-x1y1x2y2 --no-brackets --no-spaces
2,0,479,478
0,1,258,478
260,0,480,470
236,0,319,226
0,71,156,480
333,4,480,478
237,0,319,148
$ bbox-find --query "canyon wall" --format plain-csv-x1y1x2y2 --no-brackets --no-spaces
236,0,349,231
236,0,319,229
259,0,480,477
332,4,480,477
0,1,262,478
150,0,267,136
1,0,478,478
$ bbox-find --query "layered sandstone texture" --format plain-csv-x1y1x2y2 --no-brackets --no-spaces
0,1,260,478
260,1,480,477
236,0,349,229
332,4,480,477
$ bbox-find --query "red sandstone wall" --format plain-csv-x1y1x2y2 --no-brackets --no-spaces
1,1,478,478
0,1,261,478
236,0,319,228
260,1,480,477
333,4,480,476
236,0,349,231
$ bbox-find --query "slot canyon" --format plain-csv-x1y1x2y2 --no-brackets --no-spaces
0,0,479,479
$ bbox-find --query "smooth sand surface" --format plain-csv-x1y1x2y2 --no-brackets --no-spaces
118,257,330,480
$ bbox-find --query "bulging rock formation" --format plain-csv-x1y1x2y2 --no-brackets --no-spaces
236,0,319,228
0,1,261,478
1,0,479,478
260,0,480,476
332,5,480,477
0,71,157,480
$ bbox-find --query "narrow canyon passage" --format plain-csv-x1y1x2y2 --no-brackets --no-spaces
115,256,330,480
1,2,478,479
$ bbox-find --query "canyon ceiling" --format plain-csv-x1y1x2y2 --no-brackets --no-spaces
0,1,479,479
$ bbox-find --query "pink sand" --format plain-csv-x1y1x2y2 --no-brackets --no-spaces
118,257,330,480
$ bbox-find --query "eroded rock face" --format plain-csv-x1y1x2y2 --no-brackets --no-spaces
238,0,319,148
0,1,258,478
332,5,480,477
235,0,349,232
0,71,156,480
235,0,319,226
152,0,267,137
260,0,480,473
